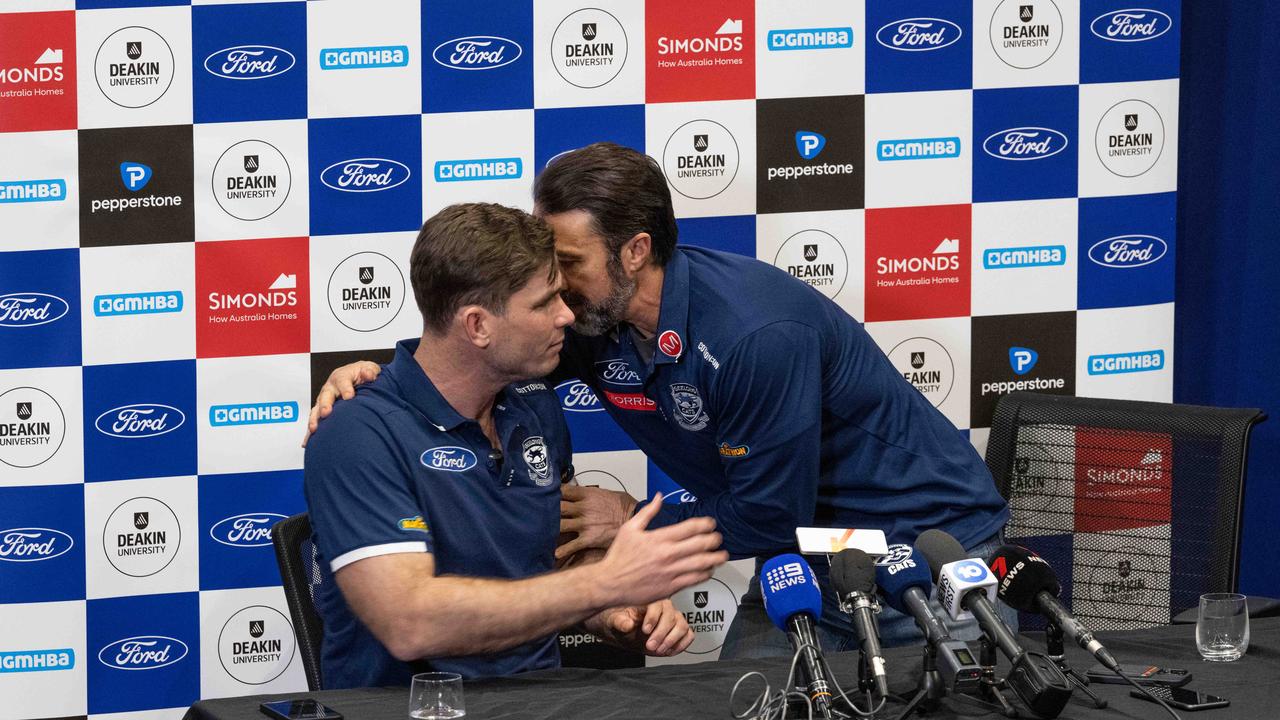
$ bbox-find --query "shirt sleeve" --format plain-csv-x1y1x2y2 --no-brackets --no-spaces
646,321,824,558
304,404,433,573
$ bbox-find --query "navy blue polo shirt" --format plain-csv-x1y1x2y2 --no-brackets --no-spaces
556,246,1008,559
304,339,571,688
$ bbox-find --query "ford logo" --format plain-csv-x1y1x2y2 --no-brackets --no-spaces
555,380,603,413
94,403,186,439
1087,234,1168,268
210,513,287,548
203,45,296,80
320,158,411,193
982,127,1069,161
421,446,478,472
593,359,642,387
98,636,189,671
0,292,70,328
1090,10,1172,42
0,528,74,563
432,36,522,70
875,18,962,51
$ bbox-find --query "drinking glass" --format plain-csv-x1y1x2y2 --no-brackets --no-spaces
409,672,465,719
1196,593,1249,662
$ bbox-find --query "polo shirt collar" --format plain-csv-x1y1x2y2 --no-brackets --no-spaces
650,248,690,366
387,338,470,432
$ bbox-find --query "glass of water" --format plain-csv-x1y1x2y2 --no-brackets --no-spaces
1196,593,1249,662
409,672,465,719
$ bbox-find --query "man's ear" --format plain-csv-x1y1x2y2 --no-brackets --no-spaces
459,305,492,349
623,232,652,273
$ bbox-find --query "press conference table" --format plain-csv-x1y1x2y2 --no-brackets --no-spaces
187,618,1280,720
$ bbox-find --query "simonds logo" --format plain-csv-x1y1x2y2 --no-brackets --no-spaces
320,159,411,193
421,446,478,472
1090,10,1172,42
203,46,296,79
94,404,185,439
982,127,1069,160
0,528,74,562
210,513,286,547
875,18,963,51
431,36,522,70
98,636,189,670
1087,235,1167,268
0,292,70,328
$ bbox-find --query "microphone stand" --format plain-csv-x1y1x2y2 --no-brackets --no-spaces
893,642,944,720
1044,623,1106,709
976,634,1019,718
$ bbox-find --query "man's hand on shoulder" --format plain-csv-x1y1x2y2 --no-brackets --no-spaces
591,599,695,657
302,360,382,446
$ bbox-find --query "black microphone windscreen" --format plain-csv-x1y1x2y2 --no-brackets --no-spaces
915,529,967,581
988,545,1062,612
831,548,877,597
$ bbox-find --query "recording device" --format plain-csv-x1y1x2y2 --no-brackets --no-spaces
1086,664,1191,687
873,544,982,692
917,530,1073,719
795,527,889,557
830,548,890,698
1130,685,1229,711
259,699,344,720
761,553,834,718
987,544,1121,672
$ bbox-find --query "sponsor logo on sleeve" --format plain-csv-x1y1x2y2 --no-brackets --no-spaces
397,516,429,533
717,442,749,458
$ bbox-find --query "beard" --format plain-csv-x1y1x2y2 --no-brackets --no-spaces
563,252,635,337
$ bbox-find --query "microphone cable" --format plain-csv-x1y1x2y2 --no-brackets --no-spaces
1106,663,1183,720
729,640,888,720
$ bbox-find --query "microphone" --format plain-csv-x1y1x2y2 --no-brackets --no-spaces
988,544,1120,671
830,548,890,698
761,554,833,718
917,530,1073,718
874,544,982,691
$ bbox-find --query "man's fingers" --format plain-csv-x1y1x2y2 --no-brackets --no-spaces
554,537,588,560
646,605,679,653
640,600,661,635
558,517,582,533
626,494,662,531
648,516,717,543
611,609,637,635
673,628,695,655
560,484,586,501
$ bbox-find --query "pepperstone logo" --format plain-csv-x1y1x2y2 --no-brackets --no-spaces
982,127,1069,160
121,161,151,191
982,244,1067,269
757,95,864,213
88,161,183,215
79,125,195,246
94,27,175,108
209,402,299,427
0,387,66,469
766,27,854,52
320,158,411,193
0,527,74,562
212,140,291,221
551,8,628,89
98,635,188,671
875,18,963,52
795,131,826,160
94,291,184,317
0,178,66,204
1087,350,1165,375
0,648,75,673
210,513,286,548
556,380,603,413
204,46,296,80
989,0,1063,69
1090,10,1173,42
971,312,1075,427
877,136,962,162
326,251,406,332
772,229,848,300
103,496,181,577
887,337,955,407
1087,234,1168,269
218,605,296,685
431,37,522,70
1095,100,1165,177
0,292,70,328
1010,346,1039,375
94,403,186,439
433,157,523,183
670,577,735,654
662,119,739,200
319,45,410,70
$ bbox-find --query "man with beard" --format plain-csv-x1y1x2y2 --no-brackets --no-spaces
308,145,1011,658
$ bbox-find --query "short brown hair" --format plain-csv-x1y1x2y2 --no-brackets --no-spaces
410,203,557,334
533,142,678,267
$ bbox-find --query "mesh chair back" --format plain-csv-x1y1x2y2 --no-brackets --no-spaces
272,513,325,690
984,392,1265,631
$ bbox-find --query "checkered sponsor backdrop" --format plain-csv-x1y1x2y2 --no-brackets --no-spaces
0,0,1178,716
